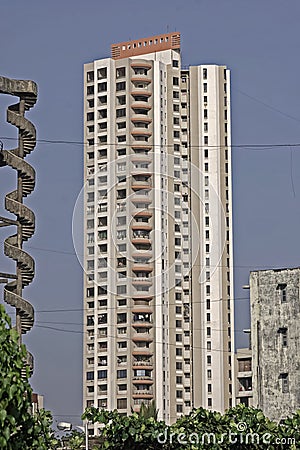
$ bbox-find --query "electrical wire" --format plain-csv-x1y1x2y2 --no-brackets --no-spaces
34,324,248,355
1,135,300,149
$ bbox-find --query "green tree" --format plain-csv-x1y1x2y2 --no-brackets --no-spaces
0,304,56,449
134,401,158,420
83,404,300,449
63,430,85,450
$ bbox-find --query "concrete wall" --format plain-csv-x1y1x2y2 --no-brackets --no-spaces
251,268,300,421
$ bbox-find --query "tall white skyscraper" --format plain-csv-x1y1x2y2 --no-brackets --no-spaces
83,32,234,433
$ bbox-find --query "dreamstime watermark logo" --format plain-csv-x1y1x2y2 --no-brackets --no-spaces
156,422,296,446
72,154,227,296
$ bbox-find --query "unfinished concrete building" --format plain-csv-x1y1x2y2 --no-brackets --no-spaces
250,267,300,421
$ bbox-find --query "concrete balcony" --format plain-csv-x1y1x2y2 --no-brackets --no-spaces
131,89,152,96
132,238,151,247
238,389,253,398
131,181,152,190
132,390,154,399
131,116,152,124
133,377,153,383
132,277,152,286
131,62,152,69
237,371,252,378
132,335,153,343
132,263,153,272
131,76,152,84
131,102,152,110
132,360,153,368
132,349,153,357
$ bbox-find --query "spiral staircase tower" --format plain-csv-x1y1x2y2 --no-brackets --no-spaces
0,76,38,374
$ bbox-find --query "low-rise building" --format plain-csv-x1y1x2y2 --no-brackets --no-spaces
235,347,253,407
250,267,300,421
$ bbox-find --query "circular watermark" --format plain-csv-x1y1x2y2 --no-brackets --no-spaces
236,422,247,432
72,153,227,297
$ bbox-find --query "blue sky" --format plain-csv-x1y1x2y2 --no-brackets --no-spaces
1,0,300,423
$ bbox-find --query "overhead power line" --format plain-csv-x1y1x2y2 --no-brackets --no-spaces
1,135,300,149
34,324,248,355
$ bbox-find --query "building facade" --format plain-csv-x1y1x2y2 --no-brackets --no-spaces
250,267,300,421
83,32,234,432
235,347,253,407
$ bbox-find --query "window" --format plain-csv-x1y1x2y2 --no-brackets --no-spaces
176,404,183,413
204,109,208,119
173,77,179,86
116,81,126,91
203,83,207,93
87,86,94,95
98,95,107,106
87,71,94,82
208,384,212,394
98,313,107,324
176,390,183,398
173,91,180,99
117,312,127,323
87,315,94,326
117,149,126,156
117,135,126,143
98,82,107,92
176,376,183,384
87,260,94,271
98,370,107,379
117,398,127,409
116,108,126,118
117,370,127,379
172,60,179,68
98,286,107,295
277,283,287,303
117,122,126,130
118,299,127,307
203,68,207,79
278,327,288,347
280,373,289,393
97,68,107,79
117,95,126,105
87,112,94,121
116,67,126,78
98,383,107,393
118,341,127,349
86,371,94,381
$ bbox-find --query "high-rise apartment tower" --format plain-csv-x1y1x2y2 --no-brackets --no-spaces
83,32,234,432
